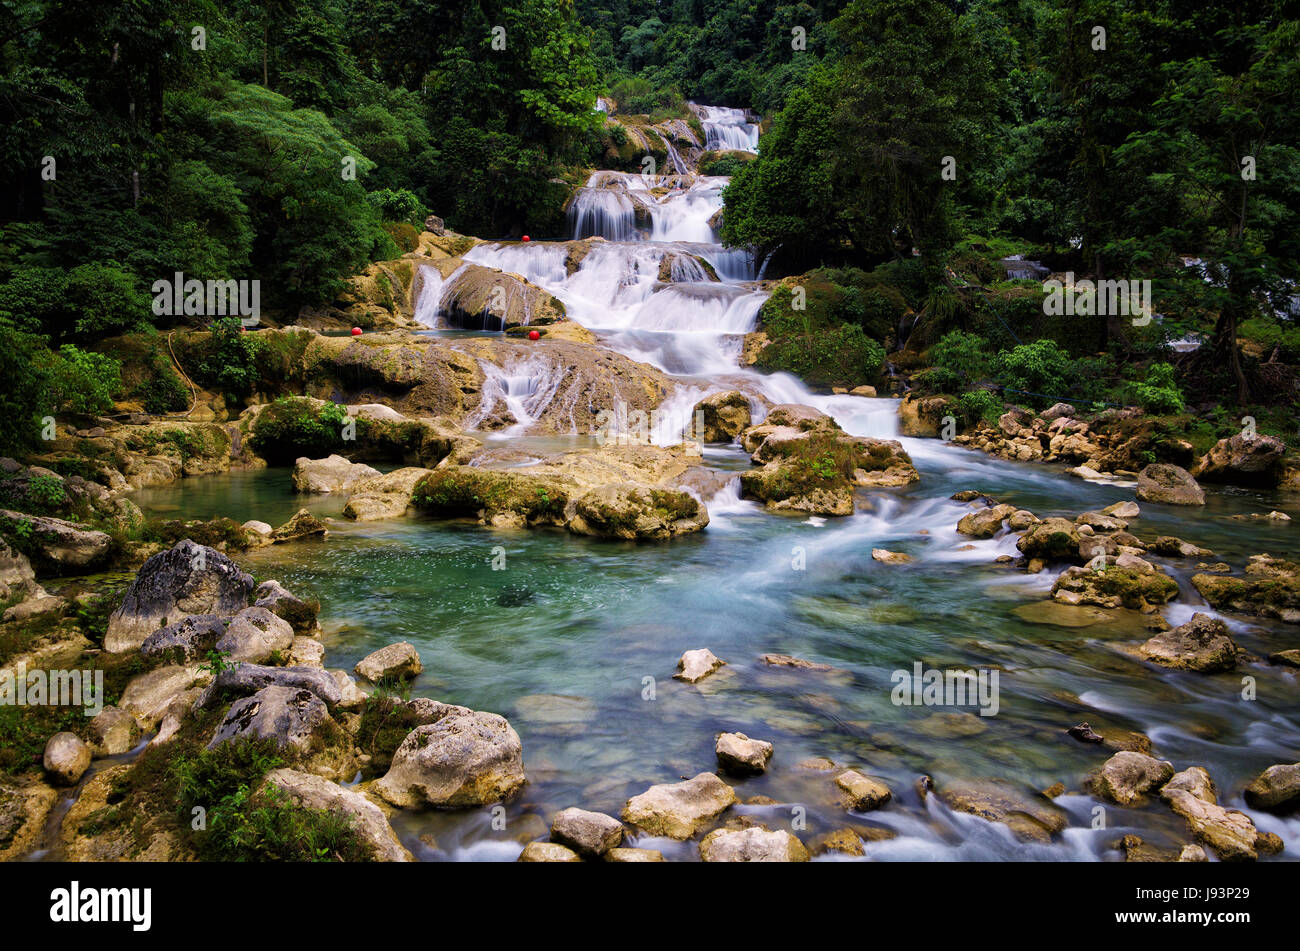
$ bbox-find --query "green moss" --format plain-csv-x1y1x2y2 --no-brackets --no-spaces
412,469,568,523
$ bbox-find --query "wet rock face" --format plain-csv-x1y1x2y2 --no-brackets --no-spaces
622,772,737,839
1191,433,1286,487
1135,464,1205,505
373,709,526,808
1139,613,1238,672
693,390,752,443
105,540,254,653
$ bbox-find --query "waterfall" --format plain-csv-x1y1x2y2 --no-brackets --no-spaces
414,263,467,328
691,104,760,153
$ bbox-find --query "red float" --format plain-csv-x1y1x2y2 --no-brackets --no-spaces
528,330,540,341
521,234,530,242
351,327,362,336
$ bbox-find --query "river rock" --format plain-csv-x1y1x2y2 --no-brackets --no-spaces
342,467,434,520
936,779,1068,843
373,709,525,807
140,614,227,664
252,579,319,633
1090,751,1175,805
549,807,624,857
287,636,324,668
871,548,912,564
292,454,381,494
518,842,581,862
605,847,664,862
89,706,138,756
675,648,726,683
699,827,809,862
715,732,773,775
197,662,343,708
835,770,891,811
1051,561,1178,610
1139,613,1237,672
1163,766,1217,803
764,404,832,430
270,508,328,543
1242,763,1300,812
260,768,411,861
104,540,253,652
957,504,1017,538
1102,501,1140,518
1191,433,1286,487
1135,464,1205,505
1191,555,1300,624
354,641,422,683
1161,787,1270,861
43,732,91,785
215,605,295,664
1016,517,1084,562
208,685,335,753
1151,536,1213,558
694,391,752,442
0,539,41,603
568,483,709,539
622,772,736,839
243,519,273,537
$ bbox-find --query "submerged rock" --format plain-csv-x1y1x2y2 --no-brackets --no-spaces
342,467,434,520
104,540,253,653
269,508,328,543
1139,613,1237,672
835,770,891,811
936,779,1068,843
373,709,525,808
622,772,736,839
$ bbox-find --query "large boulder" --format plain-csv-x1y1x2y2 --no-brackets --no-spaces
1135,464,1205,505
292,455,381,494
1161,786,1274,861
259,768,411,861
105,540,254,653
699,827,809,862
119,664,204,730
1090,751,1175,805
1191,433,1286,488
342,467,434,521
373,709,525,807
269,508,328,544
1243,763,1300,812
208,686,350,780
693,391,752,443
1051,562,1179,610
715,732,773,776
935,779,1068,843
0,510,112,573
898,395,953,438
1191,555,1300,624
1139,613,1237,672
1016,517,1084,562
43,732,91,786
622,772,736,839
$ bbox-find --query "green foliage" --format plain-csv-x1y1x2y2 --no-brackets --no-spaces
994,340,1076,407
250,397,350,464
0,264,149,341
0,322,52,453
135,351,191,415
1125,362,1185,415
195,318,265,399
367,188,426,225
44,345,122,415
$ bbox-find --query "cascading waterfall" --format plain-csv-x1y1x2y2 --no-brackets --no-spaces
691,103,760,152
413,263,467,328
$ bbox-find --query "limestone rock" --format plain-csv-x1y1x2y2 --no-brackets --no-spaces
373,709,525,808
1091,752,1175,806
715,732,773,776
835,770,891,811
260,768,411,861
43,732,91,785
518,841,581,862
1139,613,1237,672
270,508,328,543
354,641,423,683
1243,763,1300,812
622,772,736,839
342,467,434,521
140,614,227,664
550,807,624,857
1135,464,1205,506
88,707,138,756
694,391,752,443
292,454,381,494
675,648,726,683
104,540,253,653
252,579,319,633
699,827,809,862
207,685,335,754
215,605,295,664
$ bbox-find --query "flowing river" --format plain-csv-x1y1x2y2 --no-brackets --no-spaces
135,106,1299,861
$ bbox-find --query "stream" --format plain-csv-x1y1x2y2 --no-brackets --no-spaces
132,107,1299,861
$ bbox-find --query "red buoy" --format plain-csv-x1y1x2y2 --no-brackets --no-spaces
351,327,362,336
521,234,530,242
528,330,540,341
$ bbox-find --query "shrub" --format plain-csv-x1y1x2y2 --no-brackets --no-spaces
994,339,1075,407
45,345,122,415
366,187,426,225
0,322,52,453
250,398,350,463
135,351,190,414
195,317,264,399
1127,362,1185,414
